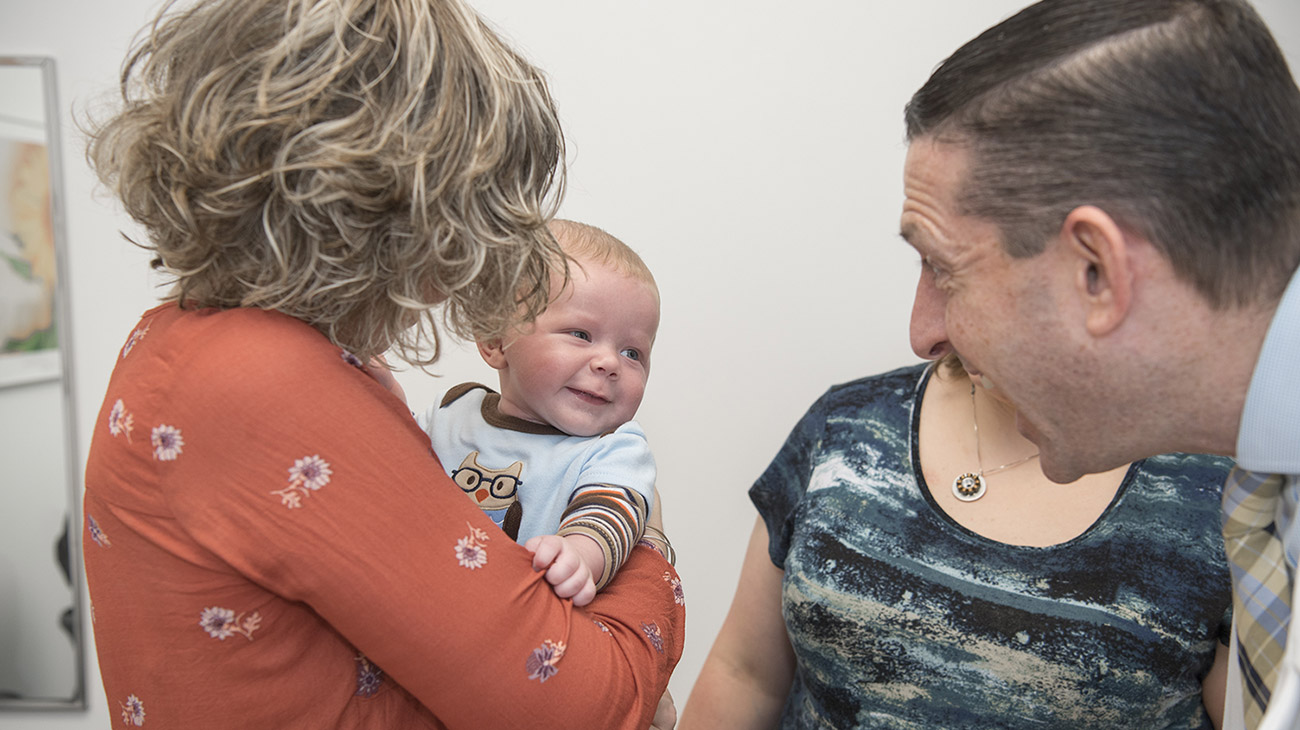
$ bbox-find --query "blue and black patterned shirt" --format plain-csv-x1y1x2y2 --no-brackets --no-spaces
752,364,1233,729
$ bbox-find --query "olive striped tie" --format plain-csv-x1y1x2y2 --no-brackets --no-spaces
1223,468,1292,729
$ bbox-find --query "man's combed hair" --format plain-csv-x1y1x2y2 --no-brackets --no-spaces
905,0,1300,308
87,0,567,363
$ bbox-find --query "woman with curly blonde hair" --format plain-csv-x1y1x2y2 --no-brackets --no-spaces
80,0,683,727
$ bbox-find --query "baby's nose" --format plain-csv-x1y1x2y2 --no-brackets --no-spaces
591,347,620,375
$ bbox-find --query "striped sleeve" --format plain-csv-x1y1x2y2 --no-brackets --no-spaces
557,486,650,589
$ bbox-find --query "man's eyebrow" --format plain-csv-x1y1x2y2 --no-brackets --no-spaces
899,222,925,248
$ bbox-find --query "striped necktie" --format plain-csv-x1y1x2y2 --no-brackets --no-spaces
1223,468,1292,729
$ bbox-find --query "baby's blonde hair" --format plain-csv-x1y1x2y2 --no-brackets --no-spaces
87,0,567,363
549,219,657,296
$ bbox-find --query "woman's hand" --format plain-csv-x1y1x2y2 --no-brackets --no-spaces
645,489,677,730
365,356,407,404
640,486,676,564
650,688,677,730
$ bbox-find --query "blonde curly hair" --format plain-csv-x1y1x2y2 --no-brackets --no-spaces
87,0,566,364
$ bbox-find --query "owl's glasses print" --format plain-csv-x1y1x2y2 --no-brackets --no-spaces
452,465,522,499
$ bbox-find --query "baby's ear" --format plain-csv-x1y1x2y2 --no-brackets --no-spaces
477,339,507,370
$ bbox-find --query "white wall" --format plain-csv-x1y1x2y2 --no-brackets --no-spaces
1,0,1296,726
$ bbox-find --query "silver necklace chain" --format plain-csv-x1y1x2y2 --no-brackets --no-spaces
952,382,1040,502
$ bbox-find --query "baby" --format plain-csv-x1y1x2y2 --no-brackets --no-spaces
418,220,661,605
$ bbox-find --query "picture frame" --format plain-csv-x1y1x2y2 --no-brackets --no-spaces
0,56,64,390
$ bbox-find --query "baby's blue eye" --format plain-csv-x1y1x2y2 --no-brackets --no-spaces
621,348,641,361
568,330,591,341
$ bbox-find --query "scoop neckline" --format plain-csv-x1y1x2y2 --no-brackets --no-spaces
908,362,1137,551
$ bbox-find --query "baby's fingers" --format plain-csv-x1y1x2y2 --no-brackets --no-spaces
549,565,595,606
570,580,596,607
544,549,581,587
525,535,563,572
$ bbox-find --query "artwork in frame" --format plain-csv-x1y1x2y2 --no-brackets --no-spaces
0,57,61,389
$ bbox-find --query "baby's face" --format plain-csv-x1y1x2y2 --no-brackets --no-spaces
495,257,659,437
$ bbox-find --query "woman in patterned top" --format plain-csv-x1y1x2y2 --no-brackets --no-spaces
682,355,1232,729
80,0,683,727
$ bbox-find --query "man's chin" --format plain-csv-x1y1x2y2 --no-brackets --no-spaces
1016,423,1079,484
1037,453,1085,485
1039,447,1133,485
1017,414,1131,485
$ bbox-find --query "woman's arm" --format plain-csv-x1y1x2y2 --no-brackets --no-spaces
1203,639,1230,730
680,516,795,730
159,311,682,728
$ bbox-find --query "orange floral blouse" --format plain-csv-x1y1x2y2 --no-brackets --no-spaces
83,303,685,728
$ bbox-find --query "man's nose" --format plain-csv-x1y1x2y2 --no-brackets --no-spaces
909,271,950,360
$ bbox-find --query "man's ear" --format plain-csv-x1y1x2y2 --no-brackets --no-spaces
477,339,508,370
1059,205,1134,337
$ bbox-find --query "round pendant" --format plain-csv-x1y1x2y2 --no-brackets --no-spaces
952,472,986,502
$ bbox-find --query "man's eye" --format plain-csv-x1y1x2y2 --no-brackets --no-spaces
922,257,950,282
620,348,641,361
568,330,591,341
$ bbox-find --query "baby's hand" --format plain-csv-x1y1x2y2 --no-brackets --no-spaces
524,534,604,606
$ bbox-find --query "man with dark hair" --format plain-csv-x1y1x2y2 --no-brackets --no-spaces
901,1,1300,728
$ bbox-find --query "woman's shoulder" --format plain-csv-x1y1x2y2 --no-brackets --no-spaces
150,304,354,371
816,362,929,413
1136,451,1236,482
1119,452,1235,530
1127,451,1235,511
164,304,332,350
775,363,928,450
131,304,371,401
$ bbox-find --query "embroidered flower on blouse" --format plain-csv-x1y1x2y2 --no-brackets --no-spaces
121,324,149,359
289,455,332,490
592,619,611,636
456,538,487,569
272,454,334,508
526,639,567,683
150,425,183,461
341,350,364,369
273,490,303,509
664,573,685,606
198,607,235,639
455,522,490,569
641,621,664,654
355,654,383,697
108,400,134,442
120,694,145,726
198,606,262,641
88,515,111,548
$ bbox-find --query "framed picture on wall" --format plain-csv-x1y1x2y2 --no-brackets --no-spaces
0,57,61,389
